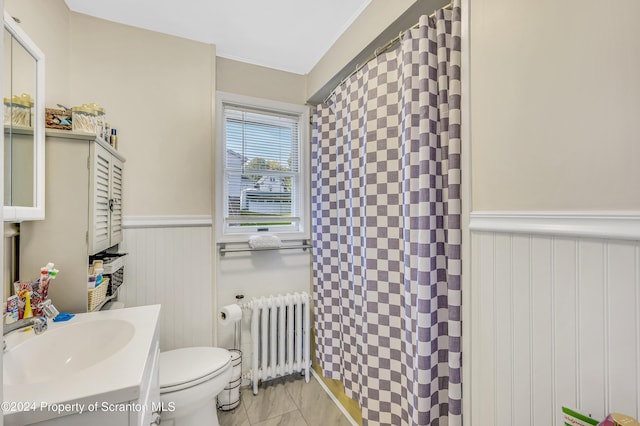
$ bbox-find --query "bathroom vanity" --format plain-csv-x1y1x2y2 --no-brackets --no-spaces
19,131,126,313
3,304,161,426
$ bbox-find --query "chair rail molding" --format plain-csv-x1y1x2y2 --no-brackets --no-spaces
123,215,213,229
469,211,640,240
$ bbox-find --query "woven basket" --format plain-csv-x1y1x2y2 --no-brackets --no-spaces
45,108,72,130
87,278,109,311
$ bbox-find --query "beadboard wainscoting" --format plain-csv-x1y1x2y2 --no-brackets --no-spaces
216,240,312,379
118,215,312,377
469,212,640,425
120,216,214,351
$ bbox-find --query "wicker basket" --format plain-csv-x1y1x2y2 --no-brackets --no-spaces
45,108,72,130
87,278,109,311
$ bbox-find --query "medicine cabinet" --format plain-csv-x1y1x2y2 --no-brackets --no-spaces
3,11,45,221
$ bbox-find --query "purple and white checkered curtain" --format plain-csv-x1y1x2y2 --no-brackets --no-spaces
311,2,461,425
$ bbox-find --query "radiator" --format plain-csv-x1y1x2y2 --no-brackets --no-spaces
246,292,311,395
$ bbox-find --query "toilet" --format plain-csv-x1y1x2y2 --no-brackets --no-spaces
159,347,233,426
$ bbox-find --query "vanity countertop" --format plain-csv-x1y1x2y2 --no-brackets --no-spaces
3,304,160,425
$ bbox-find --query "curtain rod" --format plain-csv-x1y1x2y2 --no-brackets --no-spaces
322,2,453,105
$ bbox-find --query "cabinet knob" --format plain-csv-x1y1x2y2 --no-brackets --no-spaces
109,199,114,212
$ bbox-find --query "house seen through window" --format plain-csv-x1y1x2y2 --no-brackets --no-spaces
219,95,308,239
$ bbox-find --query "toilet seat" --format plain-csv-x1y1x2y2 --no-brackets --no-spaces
160,347,232,393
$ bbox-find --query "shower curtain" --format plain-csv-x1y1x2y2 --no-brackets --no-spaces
311,1,461,425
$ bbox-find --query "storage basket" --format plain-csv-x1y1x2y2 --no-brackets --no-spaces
91,253,127,297
45,108,72,130
217,349,242,411
87,278,109,311
71,105,96,134
106,266,124,296
5,97,31,127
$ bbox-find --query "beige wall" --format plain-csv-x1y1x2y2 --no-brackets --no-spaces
69,13,215,216
217,57,306,105
5,0,71,105
471,0,640,211
4,1,316,216
306,0,416,101
5,1,215,216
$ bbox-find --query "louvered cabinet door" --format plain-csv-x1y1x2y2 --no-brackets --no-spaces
90,143,112,254
109,156,124,246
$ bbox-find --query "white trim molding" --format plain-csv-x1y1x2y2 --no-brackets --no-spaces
310,369,359,426
214,91,310,244
470,211,640,240
122,215,213,229
460,0,472,422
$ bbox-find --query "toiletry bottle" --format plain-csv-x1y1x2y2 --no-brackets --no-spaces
18,290,33,331
6,295,19,324
110,128,118,149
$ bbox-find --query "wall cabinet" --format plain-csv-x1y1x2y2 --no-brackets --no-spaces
90,142,124,254
20,130,126,313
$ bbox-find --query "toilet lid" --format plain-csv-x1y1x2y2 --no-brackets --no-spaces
159,347,231,391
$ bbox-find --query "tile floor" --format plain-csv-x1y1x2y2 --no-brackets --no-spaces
219,373,354,426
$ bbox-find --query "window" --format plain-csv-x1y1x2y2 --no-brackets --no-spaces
216,92,309,242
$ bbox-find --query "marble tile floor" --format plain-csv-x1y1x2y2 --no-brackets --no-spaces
219,373,354,426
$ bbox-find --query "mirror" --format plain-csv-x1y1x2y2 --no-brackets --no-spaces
3,11,45,221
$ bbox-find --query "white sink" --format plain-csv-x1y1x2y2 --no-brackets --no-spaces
3,305,161,426
3,319,135,385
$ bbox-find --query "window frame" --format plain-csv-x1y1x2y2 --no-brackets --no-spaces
215,91,310,243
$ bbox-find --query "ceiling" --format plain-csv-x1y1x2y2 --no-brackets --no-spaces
64,0,372,75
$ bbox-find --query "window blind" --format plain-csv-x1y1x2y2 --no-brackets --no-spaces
223,105,301,230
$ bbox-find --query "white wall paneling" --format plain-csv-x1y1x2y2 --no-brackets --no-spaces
119,218,213,351
216,242,312,380
470,212,640,425
118,215,311,379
